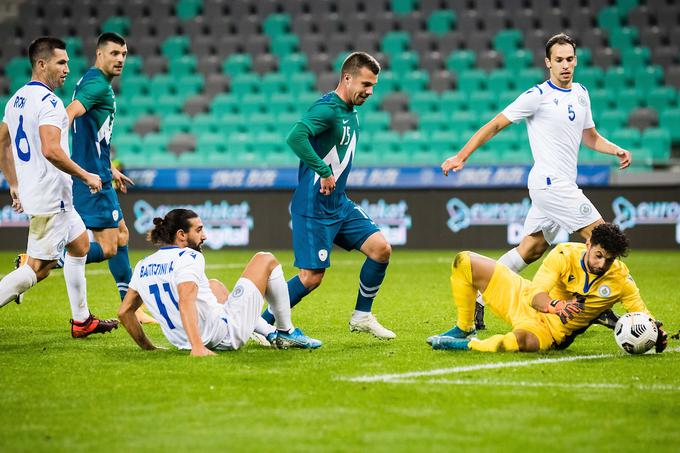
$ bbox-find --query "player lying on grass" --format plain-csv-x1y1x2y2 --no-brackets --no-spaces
118,208,321,356
427,223,668,353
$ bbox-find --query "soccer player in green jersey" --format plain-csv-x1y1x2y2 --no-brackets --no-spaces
65,32,154,323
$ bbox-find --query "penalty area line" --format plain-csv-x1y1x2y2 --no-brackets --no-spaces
340,347,680,383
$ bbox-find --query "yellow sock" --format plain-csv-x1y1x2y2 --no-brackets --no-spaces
450,251,476,332
469,332,519,352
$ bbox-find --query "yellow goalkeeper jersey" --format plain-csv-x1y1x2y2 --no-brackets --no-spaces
532,243,651,346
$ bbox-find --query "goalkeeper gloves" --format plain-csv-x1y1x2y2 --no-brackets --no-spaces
655,320,668,353
548,298,585,324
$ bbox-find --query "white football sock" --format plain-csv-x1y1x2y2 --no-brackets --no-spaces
0,265,37,308
63,254,90,322
476,248,528,307
498,247,529,274
254,317,276,337
265,265,293,332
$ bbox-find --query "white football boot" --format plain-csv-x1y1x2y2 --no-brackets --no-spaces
349,312,396,339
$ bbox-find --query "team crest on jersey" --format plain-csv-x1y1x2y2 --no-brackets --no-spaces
598,285,611,297
232,285,244,298
318,249,328,262
578,95,587,107
112,210,119,221
579,203,592,215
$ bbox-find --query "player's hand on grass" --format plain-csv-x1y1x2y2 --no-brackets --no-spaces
9,186,23,213
83,172,102,194
655,320,668,353
320,175,336,196
112,167,134,194
616,148,631,170
191,346,216,357
548,298,585,324
441,154,465,176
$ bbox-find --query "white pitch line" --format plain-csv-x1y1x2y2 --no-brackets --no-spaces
387,379,680,392
341,347,680,383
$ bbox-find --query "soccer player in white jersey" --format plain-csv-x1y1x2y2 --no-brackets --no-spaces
441,33,631,331
0,37,118,338
118,209,321,355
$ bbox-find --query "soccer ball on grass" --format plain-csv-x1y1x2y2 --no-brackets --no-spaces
614,312,658,355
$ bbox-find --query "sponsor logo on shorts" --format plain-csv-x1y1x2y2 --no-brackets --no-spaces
579,203,592,215
232,285,244,298
57,239,66,254
112,210,119,222
598,285,611,297
318,249,328,262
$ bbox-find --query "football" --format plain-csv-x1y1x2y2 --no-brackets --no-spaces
614,312,658,355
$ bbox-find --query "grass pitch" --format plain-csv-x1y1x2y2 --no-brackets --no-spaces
0,249,678,452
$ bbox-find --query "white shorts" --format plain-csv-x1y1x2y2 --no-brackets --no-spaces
26,209,87,260
524,184,601,244
211,278,264,350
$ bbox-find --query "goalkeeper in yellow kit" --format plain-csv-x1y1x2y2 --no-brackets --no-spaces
427,223,668,352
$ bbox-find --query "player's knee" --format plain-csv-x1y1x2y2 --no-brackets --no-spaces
515,331,540,352
374,241,392,262
254,251,278,271
117,226,129,247
100,242,118,259
300,270,324,289
453,251,471,269
525,243,548,263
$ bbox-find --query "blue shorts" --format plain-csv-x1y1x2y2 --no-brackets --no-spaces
292,202,380,270
73,182,123,229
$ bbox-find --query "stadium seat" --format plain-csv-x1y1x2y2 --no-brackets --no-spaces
270,34,300,57
446,50,476,73
229,73,260,94
493,29,523,55
161,36,191,60
440,91,468,112
381,31,410,56
659,108,680,141
427,10,456,36
621,47,651,69
222,54,253,76
176,0,202,20
504,49,533,71
101,16,130,36
457,69,486,92
279,53,308,76
576,67,604,90
611,128,642,149
390,51,419,73
598,110,628,131
263,14,291,38
467,91,497,113
646,86,677,112
169,55,198,77
161,113,191,135
418,111,449,133
641,128,671,161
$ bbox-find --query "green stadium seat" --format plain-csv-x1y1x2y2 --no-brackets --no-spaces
122,55,143,76
449,111,479,132
191,113,221,136
176,0,203,20
128,96,155,116
115,134,143,155
401,70,429,92
5,57,31,82
120,75,149,96
391,0,417,15
147,151,178,168
626,146,653,170
641,128,671,162
468,91,497,113
418,111,449,133
169,55,197,76
488,70,514,92
446,50,476,73
276,112,299,135
154,95,183,114
238,93,266,115
245,112,277,134
63,37,83,57
177,151,207,166
149,74,176,98
440,91,467,111
361,111,390,133
211,93,239,116
504,49,533,71
253,132,286,158
270,34,299,57
177,74,204,97
427,10,456,36
576,67,604,90
355,146,383,166
410,91,439,113
604,67,630,92
607,27,639,50
263,14,291,38
261,73,287,95
113,116,136,135
333,52,351,72
598,110,628,131
457,69,486,92
659,108,680,141
197,133,227,154
289,72,316,93
119,152,149,167
577,48,592,67
589,89,613,113
162,114,191,135
633,65,663,92
597,7,622,30
515,68,544,89
493,29,523,55
222,54,252,76
613,88,642,112
101,16,130,36
68,56,89,75
372,130,401,154
390,51,419,73
646,86,677,112
430,130,459,156
142,133,169,153
498,90,518,108
616,0,640,15
217,113,247,136
611,128,641,149
501,148,532,164
381,31,410,57
279,53,308,76
267,92,295,115
376,70,399,93
229,73,260,94
621,47,650,69
161,36,190,60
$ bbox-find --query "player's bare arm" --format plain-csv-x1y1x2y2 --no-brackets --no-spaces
441,113,512,175
39,124,102,193
111,165,134,194
118,289,158,350
178,281,216,357
65,99,86,128
0,122,22,213
582,127,631,170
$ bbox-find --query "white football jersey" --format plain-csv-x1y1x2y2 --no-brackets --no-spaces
129,246,228,350
2,81,73,215
502,80,595,190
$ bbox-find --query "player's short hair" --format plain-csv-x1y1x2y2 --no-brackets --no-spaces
28,36,66,68
545,33,576,59
590,223,630,258
340,52,381,77
97,32,126,48
148,208,199,245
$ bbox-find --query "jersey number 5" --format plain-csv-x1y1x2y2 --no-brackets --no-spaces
568,104,575,122
149,283,179,329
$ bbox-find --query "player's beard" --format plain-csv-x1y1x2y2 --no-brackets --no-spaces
187,240,203,252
